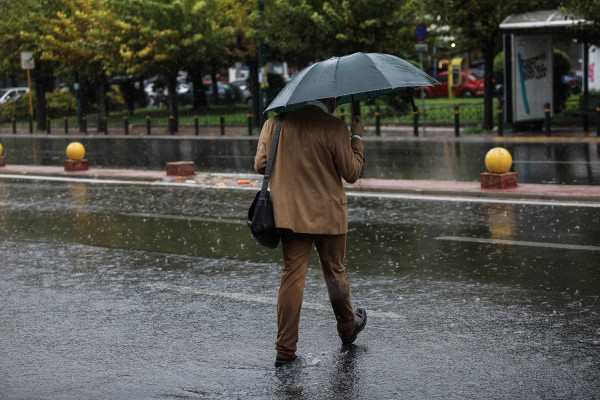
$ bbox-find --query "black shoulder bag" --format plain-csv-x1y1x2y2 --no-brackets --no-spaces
248,114,285,249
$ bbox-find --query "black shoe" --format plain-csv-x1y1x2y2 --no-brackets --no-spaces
274,355,297,367
342,308,367,345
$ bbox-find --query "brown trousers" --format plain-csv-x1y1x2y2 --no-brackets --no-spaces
275,230,356,359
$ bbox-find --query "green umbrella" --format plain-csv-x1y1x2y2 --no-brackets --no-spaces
265,52,438,113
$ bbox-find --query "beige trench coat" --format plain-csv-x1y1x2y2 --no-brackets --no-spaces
254,105,365,235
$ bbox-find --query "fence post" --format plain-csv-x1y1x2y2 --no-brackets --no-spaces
82,116,87,135
64,116,69,135
103,116,108,135
247,109,252,135
168,115,175,135
413,110,419,137
29,116,33,134
146,115,151,135
12,117,16,134
544,103,551,137
123,115,129,135
340,108,345,123
46,117,51,134
220,113,225,136
497,103,503,137
596,106,600,137
454,105,460,137
194,115,199,136
375,106,381,136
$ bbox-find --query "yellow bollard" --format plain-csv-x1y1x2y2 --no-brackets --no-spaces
481,147,517,189
66,142,85,161
484,147,512,173
64,142,88,171
0,142,5,167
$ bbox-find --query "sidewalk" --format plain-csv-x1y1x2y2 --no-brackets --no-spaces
2,164,600,203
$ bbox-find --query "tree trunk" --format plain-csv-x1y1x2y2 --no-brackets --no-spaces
189,68,208,112
95,79,107,132
34,78,47,131
211,68,219,105
482,43,495,131
165,72,179,133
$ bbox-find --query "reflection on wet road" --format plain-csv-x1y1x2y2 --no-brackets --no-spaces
1,178,599,399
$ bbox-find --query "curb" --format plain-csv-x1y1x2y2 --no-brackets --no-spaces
1,166,599,203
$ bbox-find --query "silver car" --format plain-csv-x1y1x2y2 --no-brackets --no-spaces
0,87,29,104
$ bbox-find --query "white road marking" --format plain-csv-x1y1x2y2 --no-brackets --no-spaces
148,282,400,319
349,191,600,208
436,236,600,251
2,173,599,208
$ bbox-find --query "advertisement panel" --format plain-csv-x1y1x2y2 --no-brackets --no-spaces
589,45,600,91
511,35,553,122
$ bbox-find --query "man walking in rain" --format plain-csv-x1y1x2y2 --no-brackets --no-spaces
254,97,367,367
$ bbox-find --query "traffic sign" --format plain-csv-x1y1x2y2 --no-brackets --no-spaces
415,44,428,53
415,23,427,42
20,51,35,70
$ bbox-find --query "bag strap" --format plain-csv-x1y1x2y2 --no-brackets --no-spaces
260,113,285,196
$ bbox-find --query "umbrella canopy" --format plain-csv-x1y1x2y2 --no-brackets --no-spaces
265,52,439,113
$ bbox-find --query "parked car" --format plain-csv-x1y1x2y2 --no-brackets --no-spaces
179,82,239,105
146,82,239,106
562,75,582,94
0,87,29,104
144,82,190,106
416,70,485,98
229,78,252,104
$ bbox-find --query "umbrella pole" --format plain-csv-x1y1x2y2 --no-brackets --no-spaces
351,95,361,117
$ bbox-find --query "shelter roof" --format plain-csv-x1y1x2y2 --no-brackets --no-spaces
499,9,586,31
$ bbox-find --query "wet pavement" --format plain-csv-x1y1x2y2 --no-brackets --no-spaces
0,171,599,399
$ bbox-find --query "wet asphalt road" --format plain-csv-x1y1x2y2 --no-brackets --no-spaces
1,178,599,399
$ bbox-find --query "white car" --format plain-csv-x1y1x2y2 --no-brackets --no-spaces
0,87,29,104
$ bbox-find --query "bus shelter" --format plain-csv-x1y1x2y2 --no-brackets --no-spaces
499,10,593,129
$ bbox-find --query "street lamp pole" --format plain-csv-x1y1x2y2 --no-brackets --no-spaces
257,0,267,127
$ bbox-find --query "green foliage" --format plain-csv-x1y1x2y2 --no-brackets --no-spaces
493,52,504,84
0,95,31,122
379,90,415,116
45,89,76,117
106,85,128,114
0,89,79,121
274,0,418,63
561,0,600,42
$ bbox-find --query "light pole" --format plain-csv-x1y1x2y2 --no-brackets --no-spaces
257,0,268,127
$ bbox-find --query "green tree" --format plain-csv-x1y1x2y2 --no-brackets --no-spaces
562,0,600,43
234,0,421,124
29,0,130,131
0,0,64,130
114,0,236,131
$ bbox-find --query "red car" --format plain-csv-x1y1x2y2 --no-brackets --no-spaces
416,70,485,98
